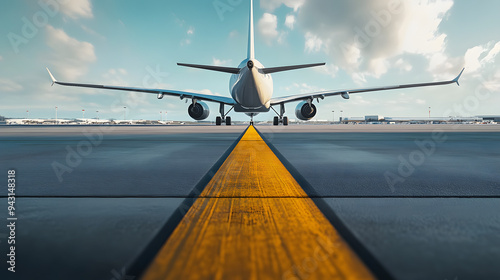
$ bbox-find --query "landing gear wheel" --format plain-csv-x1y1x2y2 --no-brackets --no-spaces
216,116,222,126
283,116,289,126
225,116,231,126
273,116,279,126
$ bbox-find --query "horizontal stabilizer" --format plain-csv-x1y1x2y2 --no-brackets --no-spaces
261,63,325,74
177,63,240,74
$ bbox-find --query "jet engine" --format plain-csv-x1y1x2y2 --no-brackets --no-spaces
295,101,317,121
188,101,210,120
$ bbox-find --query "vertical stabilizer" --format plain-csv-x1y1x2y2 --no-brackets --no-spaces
247,0,255,59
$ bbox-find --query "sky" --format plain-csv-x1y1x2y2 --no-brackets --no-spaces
0,0,499,121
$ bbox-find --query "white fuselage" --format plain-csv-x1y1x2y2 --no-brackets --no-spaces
230,59,273,112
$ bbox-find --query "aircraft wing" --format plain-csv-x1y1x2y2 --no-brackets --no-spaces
270,68,464,105
46,68,236,105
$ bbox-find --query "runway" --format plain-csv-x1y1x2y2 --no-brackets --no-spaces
140,126,374,280
1,124,499,280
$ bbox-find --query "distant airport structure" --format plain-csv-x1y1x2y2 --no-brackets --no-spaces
2,118,174,125
342,115,499,124
2,115,499,125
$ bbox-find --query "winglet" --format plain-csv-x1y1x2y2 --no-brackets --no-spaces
46,67,57,86
453,68,465,86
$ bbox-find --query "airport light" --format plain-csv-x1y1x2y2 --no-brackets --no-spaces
82,109,85,119
332,110,335,123
340,110,343,122
26,110,29,119
96,110,99,120
123,106,127,121
429,106,431,118
55,106,58,125
160,111,163,122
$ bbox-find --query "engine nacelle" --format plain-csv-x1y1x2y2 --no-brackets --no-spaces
188,101,210,120
295,101,317,121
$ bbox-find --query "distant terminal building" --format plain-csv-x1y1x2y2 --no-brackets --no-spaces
341,115,498,124
477,115,500,122
365,115,384,122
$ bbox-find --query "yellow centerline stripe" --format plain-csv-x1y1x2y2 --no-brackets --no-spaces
141,125,375,280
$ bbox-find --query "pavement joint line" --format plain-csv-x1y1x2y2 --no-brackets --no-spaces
7,196,500,198
138,125,379,280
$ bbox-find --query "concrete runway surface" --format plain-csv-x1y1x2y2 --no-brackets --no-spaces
0,124,499,280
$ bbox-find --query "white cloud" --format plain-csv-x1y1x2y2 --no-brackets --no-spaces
464,41,500,73
464,45,486,73
394,58,413,72
277,31,288,45
368,58,389,78
46,25,96,80
484,70,500,91
284,82,325,94
0,79,23,92
304,32,322,53
110,91,152,114
464,41,500,75
316,64,339,79
285,14,295,30
80,24,105,40
350,95,371,106
58,0,93,19
181,26,195,46
351,72,367,85
102,68,129,86
258,13,279,45
461,41,500,96
260,0,305,12
483,41,500,63
98,67,154,113
229,30,239,38
399,1,453,55
297,0,455,82
212,57,232,66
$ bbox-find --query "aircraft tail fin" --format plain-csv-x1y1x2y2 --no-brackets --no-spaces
247,0,255,59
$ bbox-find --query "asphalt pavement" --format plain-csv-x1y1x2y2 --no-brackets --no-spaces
0,124,499,280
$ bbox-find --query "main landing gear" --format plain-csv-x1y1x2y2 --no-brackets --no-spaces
216,116,232,126
216,103,234,126
271,103,288,126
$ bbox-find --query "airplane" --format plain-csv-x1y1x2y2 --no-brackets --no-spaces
46,0,464,126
